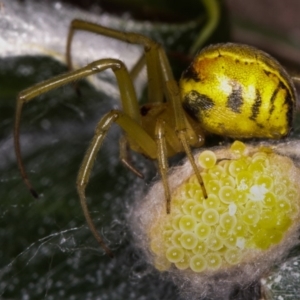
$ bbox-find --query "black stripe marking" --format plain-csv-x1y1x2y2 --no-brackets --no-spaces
226,82,243,113
268,82,283,116
183,90,214,120
263,70,271,77
249,89,262,121
284,89,295,135
267,82,295,136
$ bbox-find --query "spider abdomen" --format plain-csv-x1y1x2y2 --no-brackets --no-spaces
180,43,296,139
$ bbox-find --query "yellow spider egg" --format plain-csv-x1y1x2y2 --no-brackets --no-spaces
132,141,300,292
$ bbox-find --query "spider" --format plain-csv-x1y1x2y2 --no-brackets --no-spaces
14,9,298,258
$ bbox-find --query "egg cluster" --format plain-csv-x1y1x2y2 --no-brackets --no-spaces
149,141,300,272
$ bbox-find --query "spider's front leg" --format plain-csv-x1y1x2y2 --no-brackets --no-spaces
14,58,155,257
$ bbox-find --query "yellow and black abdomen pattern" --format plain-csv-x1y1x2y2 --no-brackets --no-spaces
180,43,296,139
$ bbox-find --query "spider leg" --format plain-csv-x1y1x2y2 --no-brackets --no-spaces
66,0,220,67
15,58,142,195
119,135,144,178
77,110,156,256
157,47,207,198
155,117,197,213
14,58,150,256
155,119,171,213
66,20,164,104
129,54,146,82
